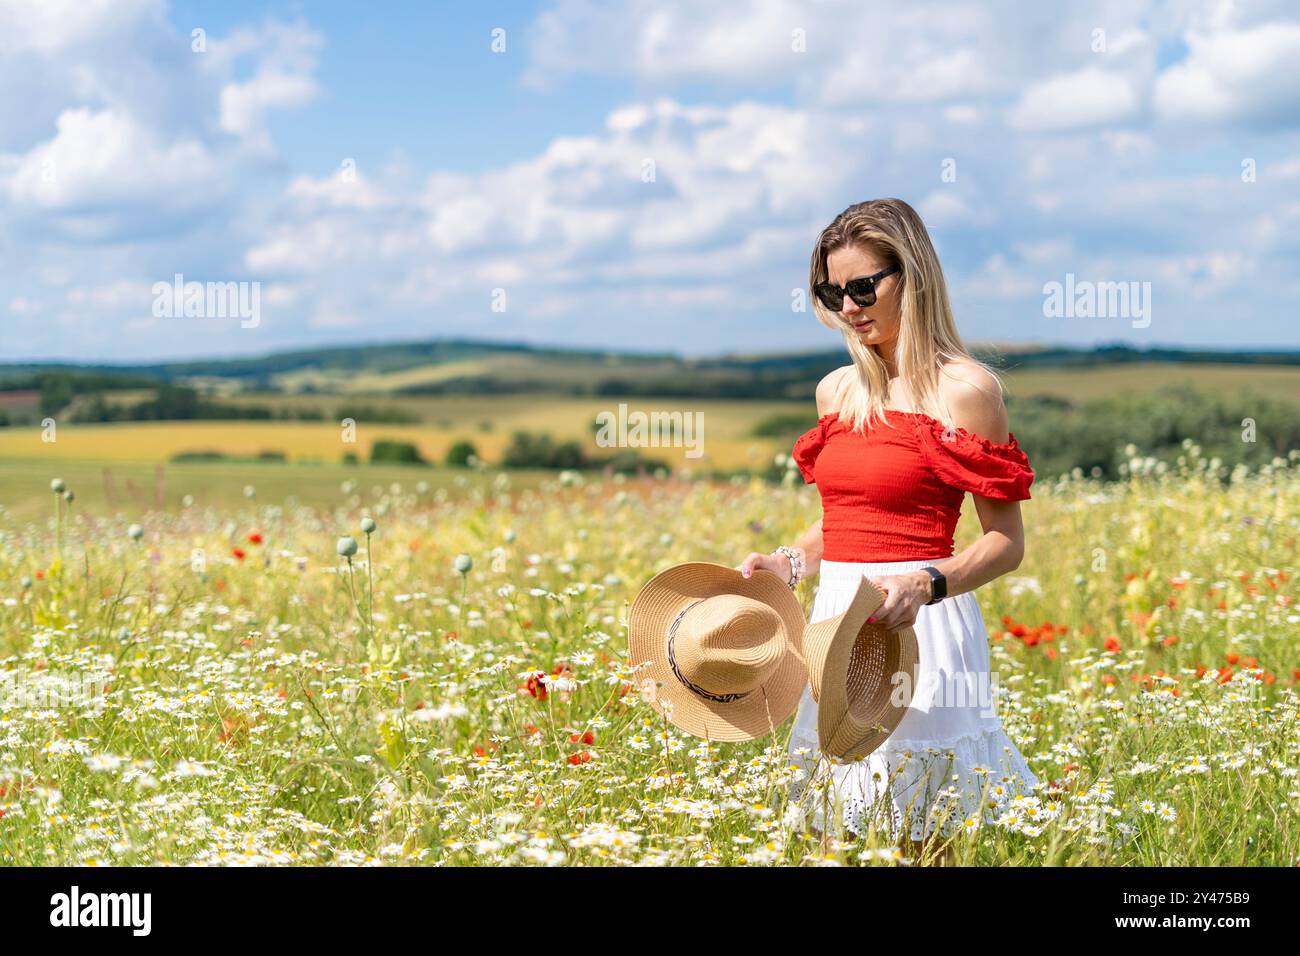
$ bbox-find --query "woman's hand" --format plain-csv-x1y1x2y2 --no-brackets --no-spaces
737,551,790,581
866,571,933,630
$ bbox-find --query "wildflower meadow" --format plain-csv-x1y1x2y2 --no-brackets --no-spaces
2,444,1298,866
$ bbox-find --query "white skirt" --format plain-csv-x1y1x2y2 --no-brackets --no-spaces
787,558,1039,841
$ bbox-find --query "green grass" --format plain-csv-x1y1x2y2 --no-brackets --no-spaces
1,450,1298,866
0,458,551,524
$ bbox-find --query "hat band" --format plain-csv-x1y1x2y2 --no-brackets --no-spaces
666,599,752,704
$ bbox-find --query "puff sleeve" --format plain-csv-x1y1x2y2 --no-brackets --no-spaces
791,415,833,484
916,416,1034,500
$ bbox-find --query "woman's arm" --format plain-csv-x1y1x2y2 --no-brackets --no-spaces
737,367,845,584
867,366,1026,630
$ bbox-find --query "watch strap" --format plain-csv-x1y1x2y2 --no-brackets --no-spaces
921,565,947,604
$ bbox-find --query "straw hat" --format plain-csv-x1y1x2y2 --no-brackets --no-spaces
803,575,920,761
627,562,807,741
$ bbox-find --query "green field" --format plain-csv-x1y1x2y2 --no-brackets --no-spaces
5,363,1300,478
0,458,558,525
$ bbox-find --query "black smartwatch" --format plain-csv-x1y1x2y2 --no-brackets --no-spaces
920,566,947,605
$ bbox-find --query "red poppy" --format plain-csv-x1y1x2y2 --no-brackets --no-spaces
247,532,263,545
1104,636,1121,653
524,673,548,700
231,547,246,560
567,751,591,765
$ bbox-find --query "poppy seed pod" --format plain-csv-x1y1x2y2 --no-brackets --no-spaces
337,536,359,558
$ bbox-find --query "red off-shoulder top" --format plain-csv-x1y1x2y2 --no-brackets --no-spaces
791,409,1034,563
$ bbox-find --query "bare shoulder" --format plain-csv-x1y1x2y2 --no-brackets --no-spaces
937,360,1008,443
815,365,853,417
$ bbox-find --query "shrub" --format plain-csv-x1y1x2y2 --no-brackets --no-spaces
336,404,420,425
171,450,228,462
370,439,428,465
444,439,478,467
501,431,588,469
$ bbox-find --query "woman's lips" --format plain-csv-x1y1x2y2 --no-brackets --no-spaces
852,319,874,331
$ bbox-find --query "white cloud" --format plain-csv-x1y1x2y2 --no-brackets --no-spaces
527,0,803,86
917,190,977,227
5,108,220,215
219,71,318,138
0,6,321,242
1153,20,1300,125
1008,67,1141,131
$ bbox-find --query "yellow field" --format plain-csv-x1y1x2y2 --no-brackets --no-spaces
1003,362,1300,403
0,396,802,470
5,364,1298,472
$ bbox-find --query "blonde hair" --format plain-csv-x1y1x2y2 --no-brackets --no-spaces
808,198,1003,434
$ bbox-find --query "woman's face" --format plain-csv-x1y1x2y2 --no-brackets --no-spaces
825,244,902,349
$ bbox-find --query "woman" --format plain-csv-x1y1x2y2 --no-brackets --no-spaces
738,198,1039,863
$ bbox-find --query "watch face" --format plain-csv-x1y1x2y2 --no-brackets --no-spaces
925,566,945,603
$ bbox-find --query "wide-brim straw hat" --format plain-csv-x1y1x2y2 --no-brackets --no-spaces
627,562,807,741
803,576,920,761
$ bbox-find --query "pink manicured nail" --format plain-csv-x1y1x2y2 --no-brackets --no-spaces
867,616,875,623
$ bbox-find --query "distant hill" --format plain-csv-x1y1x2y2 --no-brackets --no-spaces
2,338,1299,401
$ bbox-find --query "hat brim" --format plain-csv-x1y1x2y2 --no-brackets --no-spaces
628,562,807,742
805,576,920,761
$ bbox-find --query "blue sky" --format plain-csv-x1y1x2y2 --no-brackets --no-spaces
2,0,1300,362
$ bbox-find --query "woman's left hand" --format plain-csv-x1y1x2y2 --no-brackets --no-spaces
865,571,932,630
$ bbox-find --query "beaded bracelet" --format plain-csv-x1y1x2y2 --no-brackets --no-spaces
771,545,806,590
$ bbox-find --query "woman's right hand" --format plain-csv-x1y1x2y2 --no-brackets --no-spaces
736,551,789,581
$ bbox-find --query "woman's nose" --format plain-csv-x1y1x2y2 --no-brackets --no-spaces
841,297,862,317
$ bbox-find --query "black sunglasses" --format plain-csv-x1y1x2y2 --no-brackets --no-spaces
814,265,901,311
